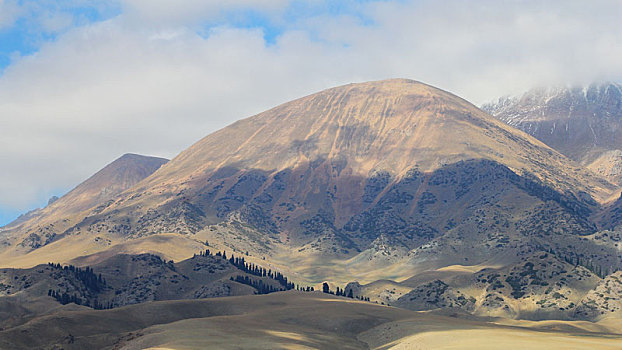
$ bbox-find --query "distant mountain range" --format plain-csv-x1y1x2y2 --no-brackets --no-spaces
483,82,622,184
1,79,620,337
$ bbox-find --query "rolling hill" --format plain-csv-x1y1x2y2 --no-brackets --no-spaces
0,291,619,349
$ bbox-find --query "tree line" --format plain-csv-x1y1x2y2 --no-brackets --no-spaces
322,282,370,301
540,247,620,279
198,249,316,293
198,249,373,301
46,262,110,309
47,289,112,310
47,262,107,292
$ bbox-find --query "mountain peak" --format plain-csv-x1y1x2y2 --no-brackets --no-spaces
113,153,168,165
483,81,622,172
2,153,168,234
483,81,622,117
141,79,613,206
156,79,515,181
55,153,169,212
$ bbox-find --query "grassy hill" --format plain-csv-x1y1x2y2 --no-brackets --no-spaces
0,292,619,349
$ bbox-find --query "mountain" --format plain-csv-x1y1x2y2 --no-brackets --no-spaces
1,79,621,325
0,154,168,257
2,79,618,277
482,82,622,183
48,153,169,215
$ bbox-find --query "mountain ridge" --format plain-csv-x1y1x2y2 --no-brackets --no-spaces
483,81,622,185
129,79,613,197
78,79,615,249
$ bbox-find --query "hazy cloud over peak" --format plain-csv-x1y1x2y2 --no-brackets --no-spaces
1,0,622,224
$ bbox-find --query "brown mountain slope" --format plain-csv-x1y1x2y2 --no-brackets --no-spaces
51,153,169,214
74,79,614,235
124,78,612,203
1,79,619,282
0,154,167,256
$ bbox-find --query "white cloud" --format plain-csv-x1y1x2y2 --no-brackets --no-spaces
120,0,288,26
2,0,622,216
0,0,22,29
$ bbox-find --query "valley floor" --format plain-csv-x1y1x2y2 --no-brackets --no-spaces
0,291,619,349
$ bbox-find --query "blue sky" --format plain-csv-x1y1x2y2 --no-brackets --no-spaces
0,1,120,70
0,1,383,72
1,0,622,226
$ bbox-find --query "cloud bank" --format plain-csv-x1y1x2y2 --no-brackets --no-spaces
1,0,622,223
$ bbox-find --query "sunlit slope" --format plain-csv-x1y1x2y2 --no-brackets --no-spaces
0,154,167,259
115,78,614,209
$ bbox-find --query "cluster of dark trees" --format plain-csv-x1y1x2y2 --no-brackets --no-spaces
230,275,316,295
227,252,295,289
46,262,110,309
230,275,287,294
322,282,371,301
201,250,374,301
47,262,106,292
541,248,619,279
47,289,112,309
197,249,309,291
558,253,618,279
48,289,83,305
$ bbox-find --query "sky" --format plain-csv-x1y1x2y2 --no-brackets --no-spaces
1,0,622,226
